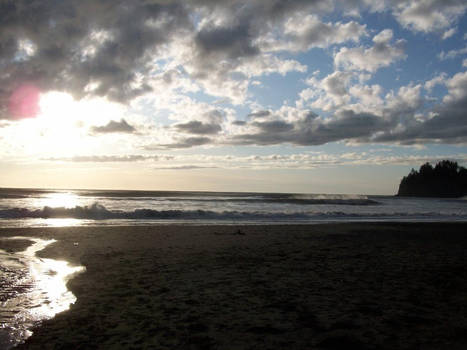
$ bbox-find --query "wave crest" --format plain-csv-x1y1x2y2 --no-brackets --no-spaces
0,203,463,221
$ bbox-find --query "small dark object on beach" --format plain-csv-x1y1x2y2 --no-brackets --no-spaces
234,229,245,235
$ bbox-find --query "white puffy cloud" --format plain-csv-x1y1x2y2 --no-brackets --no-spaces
300,71,353,111
443,71,467,103
261,14,367,52
349,84,383,107
424,73,447,92
438,45,467,60
442,27,457,40
334,29,406,72
393,0,467,33
235,55,307,77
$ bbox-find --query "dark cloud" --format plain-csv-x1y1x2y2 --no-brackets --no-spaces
184,0,336,99
2,0,466,150
195,23,258,60
247,110,271,118
252,120,294,133
90,119,136,134
0,0,191,119
144,136,212,150
370,96,467,144
233,110,389,146
233,88,467,147
173,120,221,135
232,120,247,126
0,0,368,117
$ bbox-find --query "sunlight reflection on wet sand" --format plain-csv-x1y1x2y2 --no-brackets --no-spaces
33,218,84,227
0,237,85,349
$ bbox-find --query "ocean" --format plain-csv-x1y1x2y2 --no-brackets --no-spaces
1,187,467,227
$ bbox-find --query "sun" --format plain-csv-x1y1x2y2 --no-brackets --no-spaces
1,89,133,161
8,91,127,157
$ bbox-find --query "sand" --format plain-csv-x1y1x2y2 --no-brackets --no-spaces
1,223,467,349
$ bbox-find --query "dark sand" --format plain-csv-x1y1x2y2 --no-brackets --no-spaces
1,223,467,349
0,239,35,254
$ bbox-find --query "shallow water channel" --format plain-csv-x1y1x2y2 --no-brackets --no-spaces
0,237,85,349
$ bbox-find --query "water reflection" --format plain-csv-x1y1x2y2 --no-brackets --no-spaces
31,218,84,227
0,237,85,349
32,192,79,209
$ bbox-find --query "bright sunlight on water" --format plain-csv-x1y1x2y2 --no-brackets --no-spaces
32,192,79,209
0,237,85,349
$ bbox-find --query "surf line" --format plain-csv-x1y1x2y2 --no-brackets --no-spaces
0,236,85,349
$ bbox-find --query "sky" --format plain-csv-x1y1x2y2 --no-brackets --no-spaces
1,0,467,195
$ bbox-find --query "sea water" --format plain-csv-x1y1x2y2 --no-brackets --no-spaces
0,187,466,227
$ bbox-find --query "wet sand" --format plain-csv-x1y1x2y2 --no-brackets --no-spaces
1,223,467,349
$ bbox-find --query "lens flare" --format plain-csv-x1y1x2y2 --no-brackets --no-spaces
8,84,41,119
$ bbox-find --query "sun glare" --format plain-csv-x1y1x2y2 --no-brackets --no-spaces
6,91,130,157
34,192,80,208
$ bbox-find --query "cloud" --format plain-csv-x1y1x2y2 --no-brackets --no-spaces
442,27,457,40
1,0,466,154
349,84,383,107
252,120,294,133
1,0,462,119
438,45,467,60
44,155,159,162
247,110,271,119
232,120,247,126
0,1,193,118
40,150,467,170
144,136,213,150
357,75,467,144
260,14,367,52
90,119,137,134
286,17,366,50
153,165,219,170
167,107,226,136
229,70,467,147
173,120,221,135
424,73,447,92
443,71,467,103
393,0,467,33
195,22,259,60
301,71,353,110
178,0,337,103
231,109,387,147
334,29,406,72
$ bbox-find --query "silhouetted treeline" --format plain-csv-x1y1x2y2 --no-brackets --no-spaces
397,160,467,197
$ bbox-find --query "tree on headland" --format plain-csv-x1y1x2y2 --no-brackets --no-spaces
397,160,467,198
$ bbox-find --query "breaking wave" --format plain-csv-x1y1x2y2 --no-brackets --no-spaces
0,203,463,221
0,204,307,220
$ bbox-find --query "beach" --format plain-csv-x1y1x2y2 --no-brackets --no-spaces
1,223,467,349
